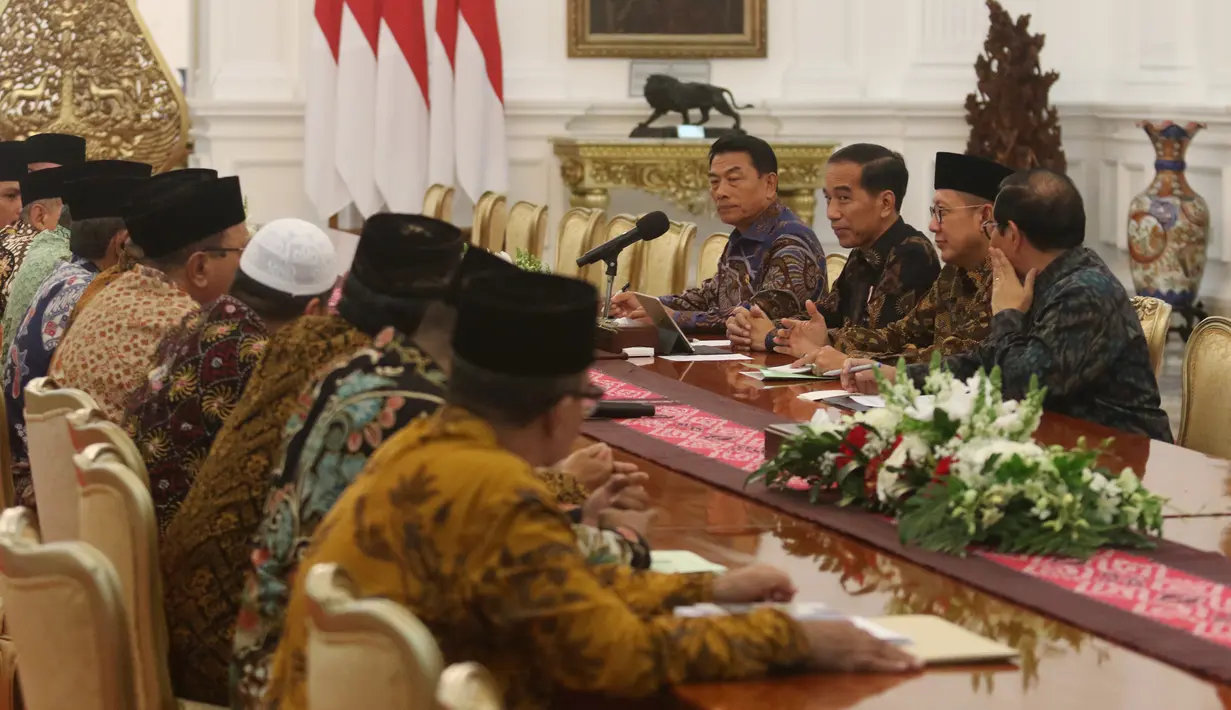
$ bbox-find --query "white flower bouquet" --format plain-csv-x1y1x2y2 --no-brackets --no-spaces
748,353,1166,558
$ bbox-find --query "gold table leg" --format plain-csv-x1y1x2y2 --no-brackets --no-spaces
779,188,818,227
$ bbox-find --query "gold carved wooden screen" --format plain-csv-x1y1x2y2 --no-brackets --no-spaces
0,0,191,172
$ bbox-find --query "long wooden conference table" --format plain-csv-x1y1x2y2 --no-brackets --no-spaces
561,350,1231,709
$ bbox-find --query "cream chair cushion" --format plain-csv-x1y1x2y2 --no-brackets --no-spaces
23,377,99,542
503,201,548,259
553,207,606,279
697,232,728,285
471,192,508,253
593,214,641,292
825,253,847,293
422,184,455,222
1131,296,1172,380
304,563,503,710
0,508,134,710
1179,316,1231,459
631,219,696,296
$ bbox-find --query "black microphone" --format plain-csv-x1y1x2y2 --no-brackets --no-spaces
576,211,670,268
588,400,657,419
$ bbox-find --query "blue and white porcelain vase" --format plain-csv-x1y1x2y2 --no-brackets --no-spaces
1127,121,1210,307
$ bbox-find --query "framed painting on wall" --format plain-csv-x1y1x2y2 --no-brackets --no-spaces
567,0,767,59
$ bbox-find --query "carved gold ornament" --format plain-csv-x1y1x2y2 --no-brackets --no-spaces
551,138,835,226
0,0,190,172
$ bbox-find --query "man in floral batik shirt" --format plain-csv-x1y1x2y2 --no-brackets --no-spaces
4,172,149,505
729,143,940,352
2,160,152,360
264,269,919,710
842,169,1172,442
230,248,653,707
607,134,825,332
0,142,25,230
51,176,250,422
121,218,337,533
781,152,1015,372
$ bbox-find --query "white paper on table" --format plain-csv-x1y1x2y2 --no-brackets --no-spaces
622,346,655,358
690,339,731,348
659,353,752,362
651,550,729,575
673,601,846,622
850,395,886,408
798,389,851,401
612,317,639,326
851,617,912,645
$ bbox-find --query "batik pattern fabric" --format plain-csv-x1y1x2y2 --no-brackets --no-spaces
64,261,130,332
4,256,99,506
262,408,812,710
0,220,40,316
0,225,71,358
659,202,825,333
229,327,651,706
908,248,1173,442
159,314,371,706
816,219,939,331
832,260,992,363
122,296,270,534
49,264,199,422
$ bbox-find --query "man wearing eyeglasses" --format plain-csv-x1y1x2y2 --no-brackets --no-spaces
780,152,1013,371
726,143,940,352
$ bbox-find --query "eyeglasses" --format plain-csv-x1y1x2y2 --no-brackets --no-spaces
574,383,605,417
928,204,982,226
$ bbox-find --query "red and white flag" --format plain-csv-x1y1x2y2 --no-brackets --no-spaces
305,0,351,220
375,0,430,211
454,0,506,201
427,0,458,190
335,0,384,217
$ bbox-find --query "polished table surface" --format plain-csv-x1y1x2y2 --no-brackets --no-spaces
574,351,1231,709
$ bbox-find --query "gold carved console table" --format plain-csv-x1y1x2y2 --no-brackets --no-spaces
551,138,836,227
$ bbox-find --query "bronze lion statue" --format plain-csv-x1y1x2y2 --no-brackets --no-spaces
638,74,752,132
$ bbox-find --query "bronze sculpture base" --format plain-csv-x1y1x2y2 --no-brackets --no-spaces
629,125,743,139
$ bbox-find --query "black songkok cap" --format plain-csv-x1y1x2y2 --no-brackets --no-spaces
65,176,149,221
24,133,87,167
0,142,26,183
454,271,598,377
20,166,69,205
124,168,219,218
124,176,246,258
934,152,1015,202
352,213,465,298
75,160,153,181
445,246,519,306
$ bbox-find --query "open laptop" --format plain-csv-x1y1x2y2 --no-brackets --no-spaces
632,292,729,355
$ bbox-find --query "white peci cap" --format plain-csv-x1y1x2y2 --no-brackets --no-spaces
240,218,339,296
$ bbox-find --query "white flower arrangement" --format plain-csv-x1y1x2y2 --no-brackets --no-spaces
749,353,1166,558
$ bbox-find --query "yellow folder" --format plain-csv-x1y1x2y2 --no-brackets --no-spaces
869,615,1020,665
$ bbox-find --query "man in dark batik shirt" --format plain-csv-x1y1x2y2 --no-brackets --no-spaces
843,169,1172,442
728,143,939,351
608,134,825,333
780,152,1014,371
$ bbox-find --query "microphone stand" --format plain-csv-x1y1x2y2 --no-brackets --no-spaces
600,256,619,320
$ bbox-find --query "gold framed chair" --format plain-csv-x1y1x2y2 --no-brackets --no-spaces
1131,296,1172,380
422,185,455,222
1178,316,1231,458
23,377,99,542
697,233,728,285
471,192,508,253
631,219,697,296
503,202,548,259
825,253,847,292
303,563,503,710
0,508,134,710
553,207,606,280
593,214,643,293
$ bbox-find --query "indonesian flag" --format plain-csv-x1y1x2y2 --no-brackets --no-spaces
305,0,351,220
428,0,458,189
375,0,430,211
335,0,384,217
454,0,506,201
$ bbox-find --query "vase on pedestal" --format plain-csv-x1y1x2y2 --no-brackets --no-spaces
1126,121,1210,320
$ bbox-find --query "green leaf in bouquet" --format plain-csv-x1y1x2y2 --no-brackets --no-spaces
899,484,975,555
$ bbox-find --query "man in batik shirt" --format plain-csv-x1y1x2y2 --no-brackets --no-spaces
0,142,25,229
842,169,1172,442
0,134,85,314
607,134,825,332
230,248,654,706
2,160,152,359
264,269,918,710
781,152,1014,371
4,172,149,504
52,176,250,421
729,144,940,351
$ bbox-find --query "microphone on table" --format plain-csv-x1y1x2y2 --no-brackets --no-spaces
576,211,671,268
588,400,657,419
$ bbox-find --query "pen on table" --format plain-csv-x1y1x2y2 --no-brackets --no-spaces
820,363,879,378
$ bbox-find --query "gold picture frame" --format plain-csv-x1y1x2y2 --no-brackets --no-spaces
568,0,767,59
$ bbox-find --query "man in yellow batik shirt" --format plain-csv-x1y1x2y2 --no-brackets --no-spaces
265,269,919,710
